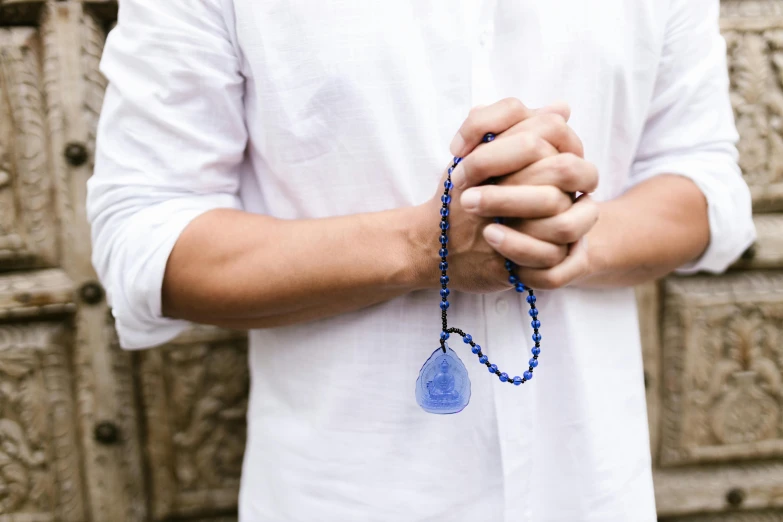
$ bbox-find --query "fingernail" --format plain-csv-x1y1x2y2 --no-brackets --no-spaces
449,132,466,157
451,164,466,189
483,225,505,247
461,189,481,211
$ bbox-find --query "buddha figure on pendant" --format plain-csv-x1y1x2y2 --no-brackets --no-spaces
415,345,471,414
428,359,460,400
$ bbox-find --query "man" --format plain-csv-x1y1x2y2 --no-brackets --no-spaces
87,1,755,520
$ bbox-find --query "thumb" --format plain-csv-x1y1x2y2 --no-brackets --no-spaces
533,101,571,122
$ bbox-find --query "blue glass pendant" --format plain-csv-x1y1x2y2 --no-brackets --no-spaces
416,344,471,414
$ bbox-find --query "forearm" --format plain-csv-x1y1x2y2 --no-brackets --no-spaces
581,174,710,287
162,206,431,328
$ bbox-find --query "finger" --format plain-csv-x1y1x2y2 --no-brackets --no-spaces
453,114,584,189
500,153,599,194
516,195,599,244
461,185,572,218
483,224,568,268
517,237,591,289
450,98,535,158
502,113,584,157
533,100,571,121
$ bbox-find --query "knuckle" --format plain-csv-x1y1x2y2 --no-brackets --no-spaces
533,137,552,158
555,153,580,186
539,271,565,290
553,215,579,244
503,97,525,115
478,187,498,212
542,112,566,127
542,248,563,266
584,162,600,192
543,186,567,214
468,152,491,178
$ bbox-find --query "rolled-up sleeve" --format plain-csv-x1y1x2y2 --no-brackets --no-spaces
629,0,756,273
87,0,246,349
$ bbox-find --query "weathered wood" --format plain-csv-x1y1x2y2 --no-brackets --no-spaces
0,268,74,319
0,28,59,270
655,462,783,517
0,323,86,521
137,332,248,520
721,0,783,211
39,3,146,521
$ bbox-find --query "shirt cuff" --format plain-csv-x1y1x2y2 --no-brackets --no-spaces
628,156,756,274
93,193,242,350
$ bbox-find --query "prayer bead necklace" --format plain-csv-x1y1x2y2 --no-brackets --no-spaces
415,133,542,415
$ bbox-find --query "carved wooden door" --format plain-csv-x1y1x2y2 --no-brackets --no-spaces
643,1,783,520
2,1,783,522
0,4,248,521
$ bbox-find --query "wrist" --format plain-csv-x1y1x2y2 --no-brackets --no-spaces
399,203,440,291
577,202,615,286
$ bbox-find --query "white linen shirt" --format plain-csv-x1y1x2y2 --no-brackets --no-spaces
87,1,756,521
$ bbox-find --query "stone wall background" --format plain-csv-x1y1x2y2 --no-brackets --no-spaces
0,1,782,520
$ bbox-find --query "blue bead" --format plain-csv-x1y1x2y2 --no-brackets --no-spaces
441,194,452,204
532,346,541,356
524,371,533,380
440,208,449,217
463,334,472,344
499,372,509,382
479,355,488,364
440,331,449,340
528,308,538,318
440,235,449,245
440,300,450,310
508,275,518,285
440,221,450,231
532,333,542,342
488,364,498,373
515,283,526,293
445,179,453,190
439,262,448,271
440,275,449,285
505,260,515,270
447,167,454,175
483,133,495,142
471,344,481,354
531,320,540,329
440,288,450,298
526,294,536,304
529,358,539,368
454,157,462,164
439,248,448,258
513,376,523,385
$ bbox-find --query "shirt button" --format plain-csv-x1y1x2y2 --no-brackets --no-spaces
495,297,509,315
479,30,492,47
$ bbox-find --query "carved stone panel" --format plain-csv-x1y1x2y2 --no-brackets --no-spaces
0,323,85,522
0,28,59,270
721,0,783,211
137,327,249,521
659,273,783,468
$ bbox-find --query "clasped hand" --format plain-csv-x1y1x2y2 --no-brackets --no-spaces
424,98,599,291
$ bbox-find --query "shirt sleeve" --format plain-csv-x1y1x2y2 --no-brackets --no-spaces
87,0,246,349
628,0,756,274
